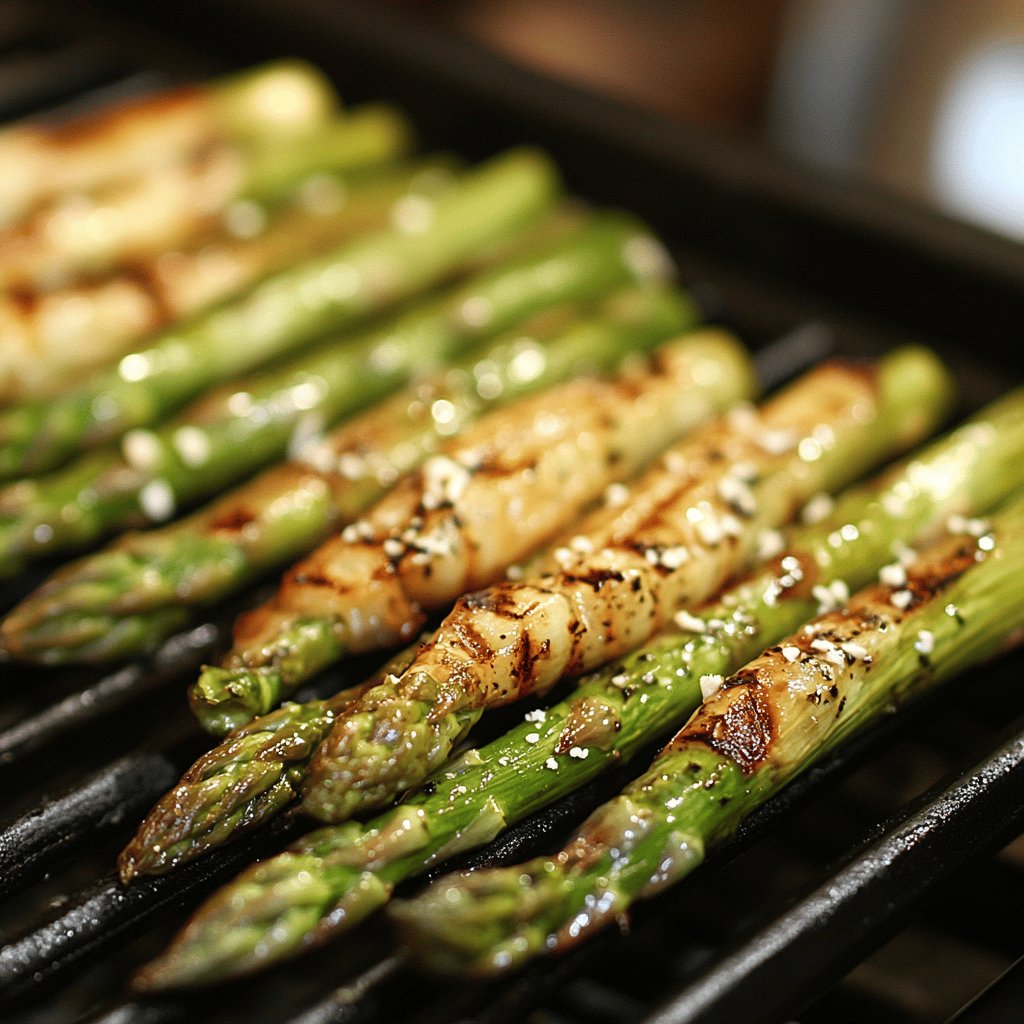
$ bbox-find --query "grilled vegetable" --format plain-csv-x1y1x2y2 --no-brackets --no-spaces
0,160,459,403
0,107,412,291
131,389,1024,987
299,348,953,823
118,644,423,883
117,326,751,877
0,147,559,480
0,212,661,580
396,488,1024,974
3,283,699,663
189,330,756,735
0,60,338,228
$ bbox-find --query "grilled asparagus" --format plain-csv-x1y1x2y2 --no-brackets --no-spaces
299,348,953,823
117,327,754,878
189,330,756,735
0,213,661,578
116,348,954,884
3,284,698,662
0,107,412,291
0,160,459,403
396,487,1024,974
0,147,559,479
0,60,338,228
130,388,1024,987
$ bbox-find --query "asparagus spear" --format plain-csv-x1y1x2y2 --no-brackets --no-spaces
299,348,953,824
189,329,756,736
3,284,699,663
0,160,459,403
117,326,752,877
0,212,662,578
0,147,559,479
0,107,413,291
118,643,424,883
396,487,1024,974
131,389,1024,988
0,60,339,228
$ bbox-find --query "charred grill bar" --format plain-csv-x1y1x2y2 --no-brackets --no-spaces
0,1,1022,1022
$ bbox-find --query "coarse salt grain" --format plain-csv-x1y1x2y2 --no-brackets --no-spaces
699,674,724,699
914,630,935,656
674,610,706,633
781,646,801,662
891,589,913,610
879,563,907,587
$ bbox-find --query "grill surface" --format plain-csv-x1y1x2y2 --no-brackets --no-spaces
1,2,1023,1022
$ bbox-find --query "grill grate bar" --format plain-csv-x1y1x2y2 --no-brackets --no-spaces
643,722,1024,1024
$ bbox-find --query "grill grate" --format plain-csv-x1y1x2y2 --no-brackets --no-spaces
1,2,1022,1023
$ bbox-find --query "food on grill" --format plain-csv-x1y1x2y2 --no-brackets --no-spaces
0,106,411,291
299,349,951,823
1,216,687,653
395,486,1024,974
117,327,752,878
0,56,1020,1012
0,60,338,228
132,389,1024,987
0,159,458,402
0,148,559,479
190,328,752,735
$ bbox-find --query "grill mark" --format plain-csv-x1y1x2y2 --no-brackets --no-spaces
677,669,776,773
207,506,256,533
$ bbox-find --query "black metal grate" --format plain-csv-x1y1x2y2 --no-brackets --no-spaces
0,3,1022,1022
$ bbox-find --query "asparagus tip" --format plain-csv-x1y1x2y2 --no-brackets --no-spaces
190,664,283,737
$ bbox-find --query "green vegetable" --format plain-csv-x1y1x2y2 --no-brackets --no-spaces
394,488,1024,975
0,148,560,478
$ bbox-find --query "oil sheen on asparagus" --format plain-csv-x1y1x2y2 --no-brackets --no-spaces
0,159,459,402
0,209,648,577
0,60,338,228
118,328,756,879
133,390,1024,986
189,329,756,735
0,106,412,291
0,147,559,479
394,488,1024,974
298,347,953,824
3,282,698,663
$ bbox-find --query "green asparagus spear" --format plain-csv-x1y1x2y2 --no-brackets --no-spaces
0,107,415,291
0,60,339,228
118,642,424,883
0,160,460,404
395,488,1024,974
3,284,698,663
130,388,1024,987
0,148,559,479
189,329,756,736
298,348,954,825
118,327,753,876
0,207,653,577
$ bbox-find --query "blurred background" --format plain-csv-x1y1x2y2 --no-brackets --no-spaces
395,0,1024,243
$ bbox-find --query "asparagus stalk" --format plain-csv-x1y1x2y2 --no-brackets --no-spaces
0,160,459,403
0,60,339,228
118,326,751,875
118,643,423,883
3,284,699,663
0,211,657,577
189,329,756,736
396,487,1024,974
0,147,560,479
131,388,1024,988
0,107,413,291
299,348,954,824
